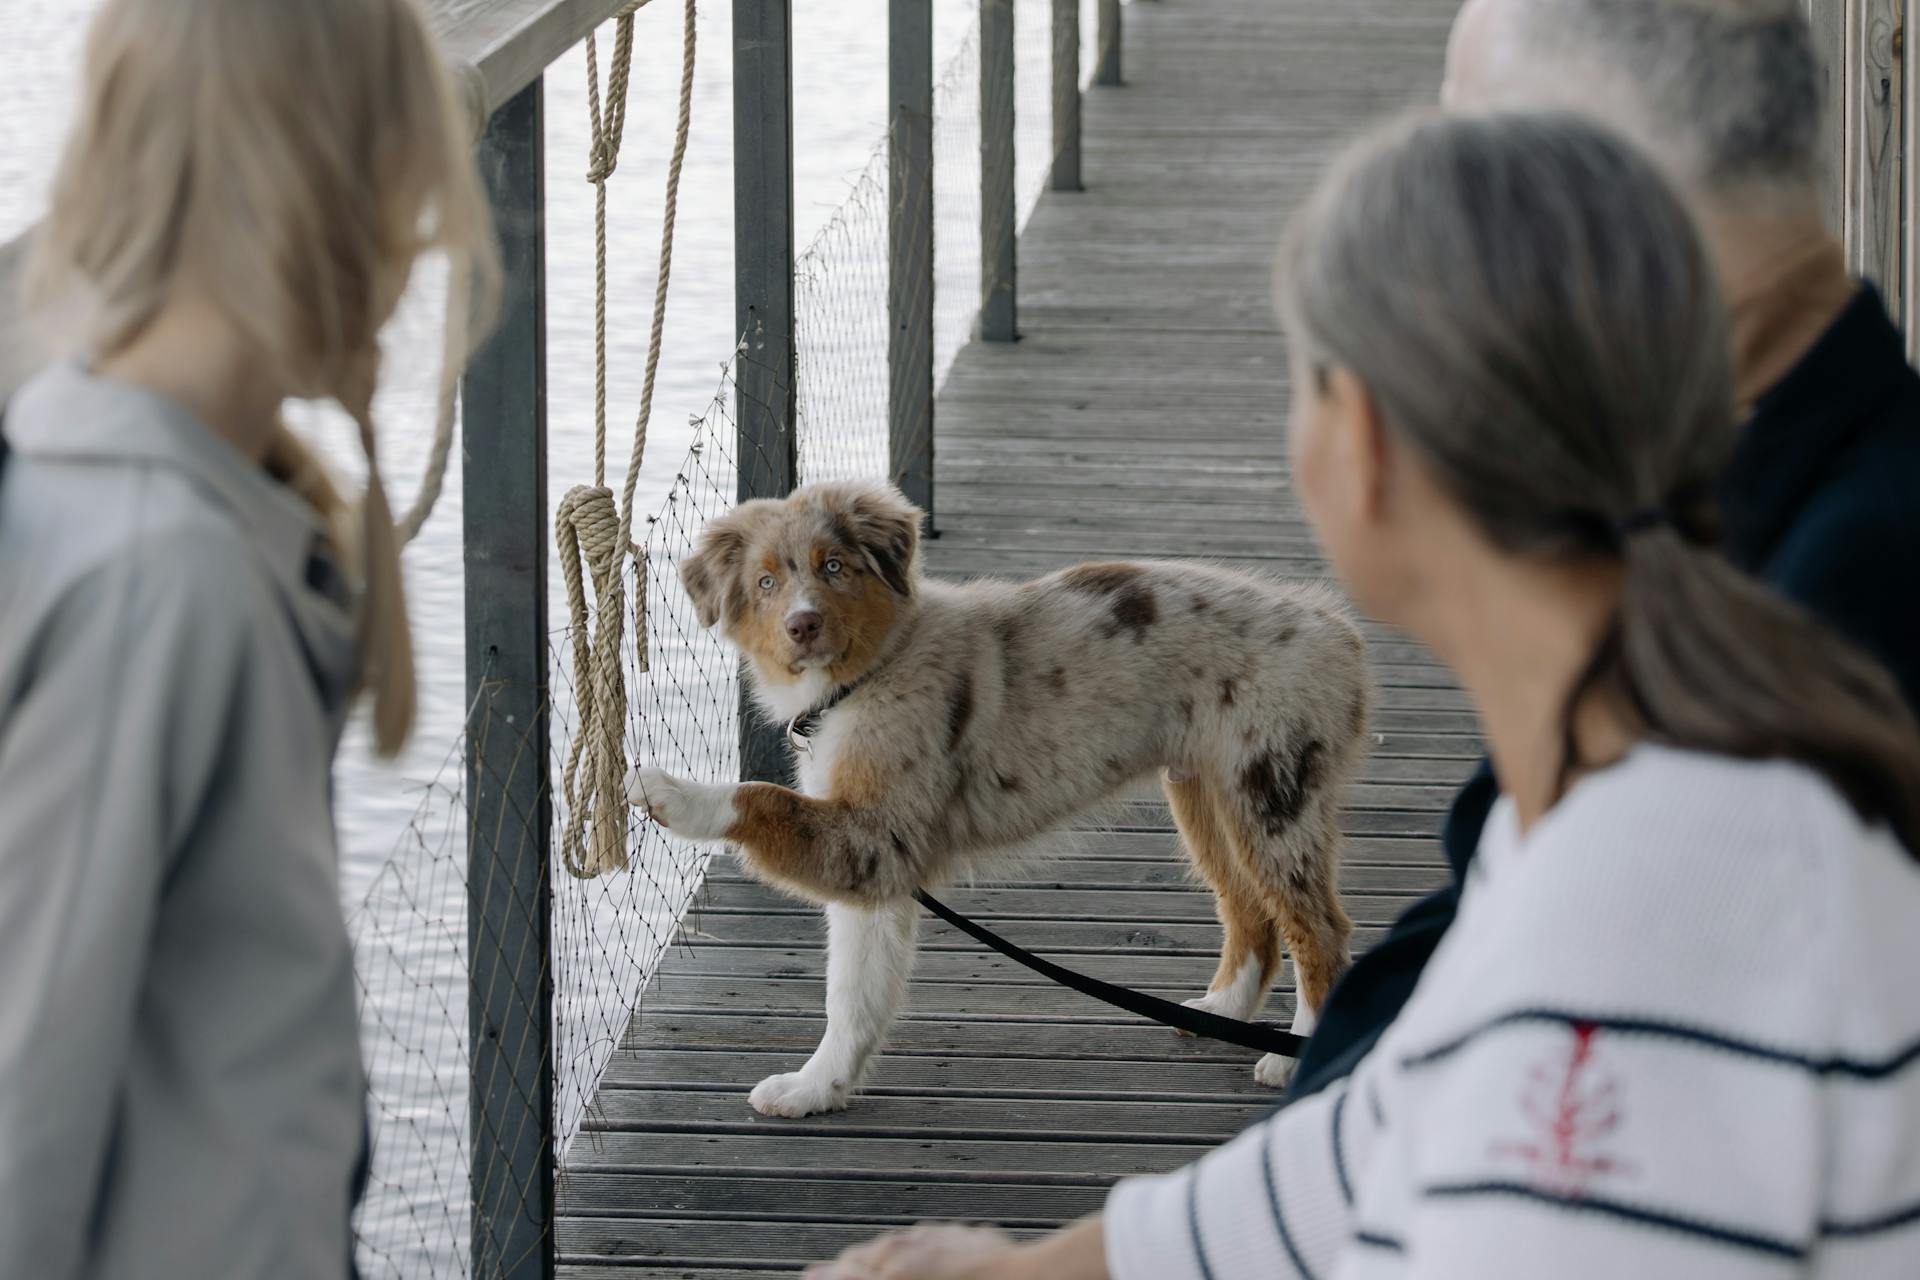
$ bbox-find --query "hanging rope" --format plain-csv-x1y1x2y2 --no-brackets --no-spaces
557,0,696,879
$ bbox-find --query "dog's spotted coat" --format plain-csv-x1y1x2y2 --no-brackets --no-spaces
630,480,1370,1117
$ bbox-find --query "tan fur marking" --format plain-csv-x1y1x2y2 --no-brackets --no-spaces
724,785,861,901
1166,776,1282,992
1215,796,1353,1011
826,575,900,685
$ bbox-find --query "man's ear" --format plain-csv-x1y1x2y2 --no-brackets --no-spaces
680,509,758,629
838,482,923,598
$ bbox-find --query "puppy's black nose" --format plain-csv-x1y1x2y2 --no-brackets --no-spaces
786,611,824,645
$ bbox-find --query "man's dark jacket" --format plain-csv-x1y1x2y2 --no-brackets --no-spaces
1287,285,1920,1100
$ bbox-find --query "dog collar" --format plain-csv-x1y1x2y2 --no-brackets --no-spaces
785,676,868,756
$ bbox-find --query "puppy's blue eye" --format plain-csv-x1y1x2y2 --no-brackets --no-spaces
824,558,843,575
758,574,776,591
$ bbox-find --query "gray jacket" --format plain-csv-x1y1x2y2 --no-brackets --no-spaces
0,362,366,1279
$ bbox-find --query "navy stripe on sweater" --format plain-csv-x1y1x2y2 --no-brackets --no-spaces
1423,1180,1806,1260
1400,1008,1920,1080
1821,1197,1920,1239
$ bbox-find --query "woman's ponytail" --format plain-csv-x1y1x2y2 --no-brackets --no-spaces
1576,526,1920,851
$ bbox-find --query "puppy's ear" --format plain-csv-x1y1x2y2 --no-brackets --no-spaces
681,509,757,629
839,482,923,598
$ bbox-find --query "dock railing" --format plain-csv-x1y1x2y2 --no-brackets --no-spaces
375,1,1123,1277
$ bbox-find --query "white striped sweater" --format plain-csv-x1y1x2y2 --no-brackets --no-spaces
1105,745,1920,1278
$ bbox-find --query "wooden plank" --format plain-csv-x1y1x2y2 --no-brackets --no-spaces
598,1048,1278,1100
557,1172,1112,1226
560,1133,1216,1179
580,1089,1264,1141
639,974,1287,1019
429,0,639,117
557,1217,1052,1266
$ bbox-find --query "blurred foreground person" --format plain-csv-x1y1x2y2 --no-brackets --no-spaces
807,109,1920,1280
0,1,495,1276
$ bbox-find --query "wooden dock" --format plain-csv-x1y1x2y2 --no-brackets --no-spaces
558,0,1468,1272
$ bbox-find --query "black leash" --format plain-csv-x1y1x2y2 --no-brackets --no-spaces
785,674,1304,1054
912,888,1307,1057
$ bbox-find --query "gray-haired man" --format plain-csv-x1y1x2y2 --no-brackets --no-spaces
1290,0,1920,1099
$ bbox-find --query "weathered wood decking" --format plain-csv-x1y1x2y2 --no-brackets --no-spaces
558,0,1466,1272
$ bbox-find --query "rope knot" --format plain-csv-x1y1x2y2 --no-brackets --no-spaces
556,483,637,879
587,138,621,186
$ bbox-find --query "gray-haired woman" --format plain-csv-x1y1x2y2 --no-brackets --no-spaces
805,111,1920,1279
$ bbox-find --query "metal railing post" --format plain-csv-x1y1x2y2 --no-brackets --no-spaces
980,0,1017,342
734,0,799,783
889,0,937,520
1051,0,1083,191
1096,0,1123,86
462,77,555,1280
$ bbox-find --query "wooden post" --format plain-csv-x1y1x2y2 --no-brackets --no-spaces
1052,0,1082,191
1903,5,1918,357
980,0,1017,343
889,0,937,519
1842,0,1903,316
462,78,555,1280
1096,0,1122,86
734,0,799,784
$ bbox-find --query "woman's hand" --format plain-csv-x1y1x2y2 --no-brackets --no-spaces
803,1222,1018,1280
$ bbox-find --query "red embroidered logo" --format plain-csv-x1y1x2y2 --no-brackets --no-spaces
1490,1020,1633,1193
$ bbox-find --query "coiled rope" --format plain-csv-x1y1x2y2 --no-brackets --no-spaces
556,0,697,879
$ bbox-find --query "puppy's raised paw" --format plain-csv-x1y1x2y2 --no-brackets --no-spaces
749,1070,852,1118
626,766,736,840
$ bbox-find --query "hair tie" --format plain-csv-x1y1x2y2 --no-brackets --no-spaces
1614,506,1671,540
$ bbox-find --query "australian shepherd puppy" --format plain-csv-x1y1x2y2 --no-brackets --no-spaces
628,479,1370,1117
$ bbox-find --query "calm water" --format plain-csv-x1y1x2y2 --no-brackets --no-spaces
3,1,1083,1268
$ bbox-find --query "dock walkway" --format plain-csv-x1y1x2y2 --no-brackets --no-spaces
560,0,1469,1271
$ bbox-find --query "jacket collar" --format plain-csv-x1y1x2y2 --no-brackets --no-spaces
10,359,332,600
1718,284,1909,570
7,360,360,712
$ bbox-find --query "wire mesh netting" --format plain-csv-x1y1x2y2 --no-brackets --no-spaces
347,1,1101,1273
349,360,761,1277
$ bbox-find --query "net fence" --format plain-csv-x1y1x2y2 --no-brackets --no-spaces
349,358,760,1277
347,1,1101,1273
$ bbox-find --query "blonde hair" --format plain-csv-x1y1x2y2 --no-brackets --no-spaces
29,0,500,756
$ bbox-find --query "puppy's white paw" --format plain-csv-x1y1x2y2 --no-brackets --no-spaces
626,766,735,840
748,1070,852,1118
1254,1053,1298,1089
1176,989,1261,1036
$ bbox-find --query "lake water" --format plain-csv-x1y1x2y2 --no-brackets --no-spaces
2,1,1091,1271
